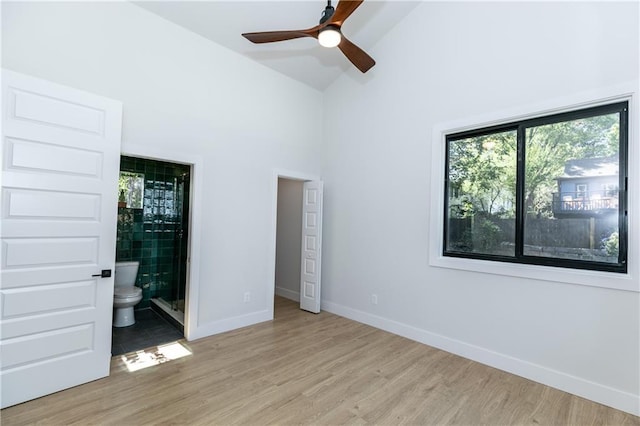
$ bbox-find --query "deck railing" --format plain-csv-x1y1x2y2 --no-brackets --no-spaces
552,191,619,214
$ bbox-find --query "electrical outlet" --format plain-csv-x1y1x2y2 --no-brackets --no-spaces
371,294,378,305
244,292,251,303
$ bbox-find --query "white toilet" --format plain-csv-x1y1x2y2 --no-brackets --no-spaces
113,261,143,327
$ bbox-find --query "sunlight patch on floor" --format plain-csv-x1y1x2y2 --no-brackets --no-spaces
120,341,192,372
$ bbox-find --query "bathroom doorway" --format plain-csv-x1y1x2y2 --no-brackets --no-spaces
113,156,191,354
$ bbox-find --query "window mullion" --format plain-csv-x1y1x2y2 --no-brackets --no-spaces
514,125,526,258
618,107,629,266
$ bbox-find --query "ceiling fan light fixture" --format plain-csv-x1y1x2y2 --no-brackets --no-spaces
318,26,341,48
241,0,375,73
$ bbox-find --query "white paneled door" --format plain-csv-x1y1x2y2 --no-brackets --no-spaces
299,181,323,313
0,70,122,408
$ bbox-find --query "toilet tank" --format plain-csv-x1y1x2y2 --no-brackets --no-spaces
114,261,139,287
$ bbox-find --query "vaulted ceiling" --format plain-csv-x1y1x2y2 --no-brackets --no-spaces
133,1,420,91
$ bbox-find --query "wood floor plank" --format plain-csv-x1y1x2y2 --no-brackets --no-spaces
1,297,638,425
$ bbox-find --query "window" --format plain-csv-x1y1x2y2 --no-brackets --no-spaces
119,171,145,209
575,183,588,199
603,183,618,198
444,102,628,273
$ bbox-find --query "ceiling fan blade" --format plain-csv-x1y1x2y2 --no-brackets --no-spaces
330,0,364,26
242,26,320,44
338,36,375,73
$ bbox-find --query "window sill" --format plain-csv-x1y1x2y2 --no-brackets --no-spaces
429,252,638,292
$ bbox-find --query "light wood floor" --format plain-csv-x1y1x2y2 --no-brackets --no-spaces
2,297,638,425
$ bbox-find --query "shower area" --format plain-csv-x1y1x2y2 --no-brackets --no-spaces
116,156,190,331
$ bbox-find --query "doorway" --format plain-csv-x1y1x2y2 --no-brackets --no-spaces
113,156,191,354
271,171,323,318
274,178,304,303
120,145,202,341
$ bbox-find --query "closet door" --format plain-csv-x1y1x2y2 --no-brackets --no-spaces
0,70,122,408
299,181,323,313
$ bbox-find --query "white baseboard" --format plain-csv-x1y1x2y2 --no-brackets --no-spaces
275,286,300,302
186,310,271,341
321,299,640,417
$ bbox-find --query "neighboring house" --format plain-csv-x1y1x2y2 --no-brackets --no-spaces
552,154,619,218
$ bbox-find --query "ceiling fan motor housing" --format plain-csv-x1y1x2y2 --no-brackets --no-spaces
320,5,335,24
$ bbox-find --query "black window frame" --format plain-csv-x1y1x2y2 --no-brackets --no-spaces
443,101,628,273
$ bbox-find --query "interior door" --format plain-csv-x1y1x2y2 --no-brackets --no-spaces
299,181,323,313
0,70,122,408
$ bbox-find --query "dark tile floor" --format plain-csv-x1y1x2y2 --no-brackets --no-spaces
111,308,184,356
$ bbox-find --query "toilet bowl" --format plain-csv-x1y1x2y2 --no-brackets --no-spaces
113,261,143,327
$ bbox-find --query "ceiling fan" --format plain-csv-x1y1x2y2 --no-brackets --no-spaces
241,0,375,73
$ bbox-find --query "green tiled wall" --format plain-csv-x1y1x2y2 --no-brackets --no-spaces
116,156,190,309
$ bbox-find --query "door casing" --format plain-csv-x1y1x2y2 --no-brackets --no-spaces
269,169,323,317
120,144,203,341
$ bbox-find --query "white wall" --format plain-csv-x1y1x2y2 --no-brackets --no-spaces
275,178,303,301
321,1,640,415
4,0,639,416
1,1,323,337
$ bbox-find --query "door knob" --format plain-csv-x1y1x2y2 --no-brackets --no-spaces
92,269,112,278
